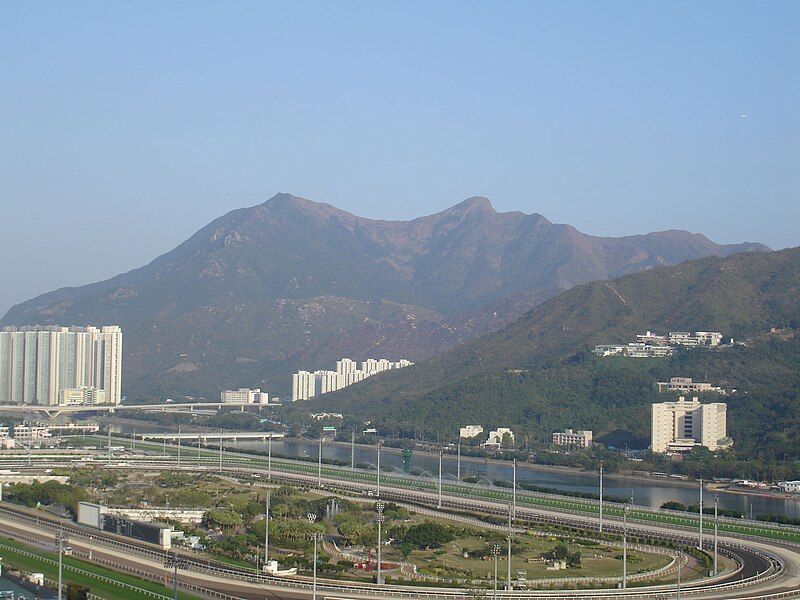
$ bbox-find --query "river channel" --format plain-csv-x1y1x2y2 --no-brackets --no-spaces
106,422,800,519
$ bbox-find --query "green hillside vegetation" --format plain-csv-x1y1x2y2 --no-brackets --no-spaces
310,248,800,471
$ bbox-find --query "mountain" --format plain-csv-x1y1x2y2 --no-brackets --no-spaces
0,193,768,400
314,247,800,461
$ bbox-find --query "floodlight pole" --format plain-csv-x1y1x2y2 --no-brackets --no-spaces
376,501,385,584
599,464,604,533
622,505,629,588
437,449,443,509
264,491,270,569
699,478,704,550
377,439,381,497
714,494,719,575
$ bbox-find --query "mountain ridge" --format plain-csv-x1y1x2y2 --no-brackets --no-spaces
1,193,769,400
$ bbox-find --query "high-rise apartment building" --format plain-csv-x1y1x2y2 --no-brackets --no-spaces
291,370,315,401
0,326,122,406
651,396,730,454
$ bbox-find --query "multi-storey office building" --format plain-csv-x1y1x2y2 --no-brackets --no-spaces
0,326,122,406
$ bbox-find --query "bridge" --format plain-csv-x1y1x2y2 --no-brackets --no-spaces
138,431,284,443
0,401,280,418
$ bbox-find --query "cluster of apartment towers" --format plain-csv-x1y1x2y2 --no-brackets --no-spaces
0,325,123,406
291,357,413,401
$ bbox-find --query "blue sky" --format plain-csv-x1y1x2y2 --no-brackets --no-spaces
1,1,798,314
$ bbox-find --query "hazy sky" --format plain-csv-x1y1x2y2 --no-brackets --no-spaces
2,2,799,316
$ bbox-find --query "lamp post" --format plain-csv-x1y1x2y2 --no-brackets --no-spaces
318,437,323,488
437,449,443,509
699,478,704,550
376,500,385,584
622,505,629,589
713,494,719,575
177,425,181,469
218,429,223,472
307,514,322,600
506,503,513,591
56,527,68,600
376,439,381,497
599,464,604,534
264,491,270,571
490,543,501,600
164,552,185,600
512,459,517,519
350,430,355,470
676,546,681,600
268,435,272,480
457,440,461,480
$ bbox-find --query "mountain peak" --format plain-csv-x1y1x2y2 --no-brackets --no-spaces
453,196,495,213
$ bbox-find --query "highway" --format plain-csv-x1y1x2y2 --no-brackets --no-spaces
1,455,799,599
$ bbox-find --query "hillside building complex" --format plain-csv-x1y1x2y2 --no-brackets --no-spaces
291,357,413,401
651,396,731,454
220,388,270,404
552,429,593,448
0,325,122,406
595,330,723,358
594,343,674,357
656,377,723,394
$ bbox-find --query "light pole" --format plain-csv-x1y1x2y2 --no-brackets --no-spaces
376,500,385,584
457,440,461,480
164,552,184,600
350,430,355,470
698,478,704,550
177,426,181,469
376,439,381,497
676,546,681,600
307,513,322,600
56,527,68,600
268,434,272,480
318,437,323,488
713,494,719,575
490,543,501,600
622,505,629,589
512,459,517,519
264,491,271,571
599,464,604,533
437,449,443,509
506,503,513,591
218,429,223,472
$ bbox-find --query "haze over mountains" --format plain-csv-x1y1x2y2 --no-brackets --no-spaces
1,193,768,400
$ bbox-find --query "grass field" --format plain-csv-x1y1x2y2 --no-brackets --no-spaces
0,536,201,600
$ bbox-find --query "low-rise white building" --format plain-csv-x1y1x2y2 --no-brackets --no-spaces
552,429,593,448
221,388,270,404
778,481,800,493
484,428,515,447
60,386,107,405
459,425,484,439
656,377,723,394
594,343,674,357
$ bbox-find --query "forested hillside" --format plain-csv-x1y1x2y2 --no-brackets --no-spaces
314,247,800,462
